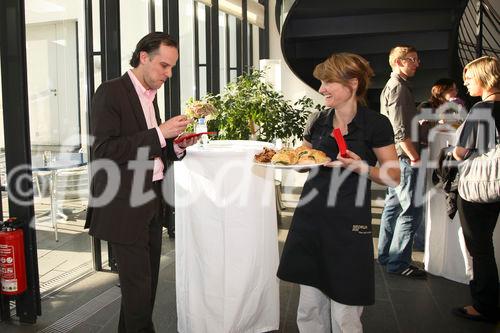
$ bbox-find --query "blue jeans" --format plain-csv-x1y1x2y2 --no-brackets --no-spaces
378,158,423,272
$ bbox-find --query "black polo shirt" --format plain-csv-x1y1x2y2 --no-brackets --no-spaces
303,106,395,166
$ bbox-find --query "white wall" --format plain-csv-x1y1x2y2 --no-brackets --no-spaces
267,0,323,106
267,0,325,187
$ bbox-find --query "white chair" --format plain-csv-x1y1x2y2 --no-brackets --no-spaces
50,165,89,240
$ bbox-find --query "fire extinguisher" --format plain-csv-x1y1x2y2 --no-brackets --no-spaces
0,218,27,295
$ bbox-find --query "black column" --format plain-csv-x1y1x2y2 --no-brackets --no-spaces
236,19,242,76
0,0,40,323
85,0,106,272
99,0,121,272
100,0,121,81
148,0,156,33
162,0,181,237
209,0,220,94
205,6,212,93
241,0,248,73
258,0,269,59
163,0,180,118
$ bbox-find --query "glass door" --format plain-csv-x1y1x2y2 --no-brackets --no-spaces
23,0,92,297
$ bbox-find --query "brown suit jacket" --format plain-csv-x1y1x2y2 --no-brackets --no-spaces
85,73,180,244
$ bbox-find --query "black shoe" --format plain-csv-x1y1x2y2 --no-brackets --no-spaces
389,265,427,279
452,306,498,323
168,231,175,239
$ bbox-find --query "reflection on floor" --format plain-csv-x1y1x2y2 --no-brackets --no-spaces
0,188,499,332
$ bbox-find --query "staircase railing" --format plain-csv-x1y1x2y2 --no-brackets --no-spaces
458,0,500,67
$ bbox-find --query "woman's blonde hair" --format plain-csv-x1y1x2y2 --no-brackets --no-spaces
463,56,500,91
313,52,374,106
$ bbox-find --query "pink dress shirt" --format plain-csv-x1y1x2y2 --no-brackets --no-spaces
127,70,170,181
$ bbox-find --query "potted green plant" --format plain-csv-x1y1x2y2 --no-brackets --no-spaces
195,70,322,147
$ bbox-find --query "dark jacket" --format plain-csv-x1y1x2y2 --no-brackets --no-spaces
85,73,180,244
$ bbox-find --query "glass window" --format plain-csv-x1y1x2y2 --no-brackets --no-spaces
199,66,207,98
197,3,206,65
179,0,196,110
92,0,102,88
24,0,92,295
252,24,259,70
219,12,228,89
154,0,163,31
230,69,238,82
194,2,209,98
92,0,100,53
228,15,237,70
120,0,149,75
247,22,252,70
154,0,165,117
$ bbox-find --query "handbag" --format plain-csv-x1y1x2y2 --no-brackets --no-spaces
458,144,500,203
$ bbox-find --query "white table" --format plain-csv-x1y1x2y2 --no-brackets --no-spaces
32,152,86,242
424,130,500,284
174,140,279,333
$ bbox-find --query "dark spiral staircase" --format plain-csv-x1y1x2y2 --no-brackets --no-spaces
279,0,499,110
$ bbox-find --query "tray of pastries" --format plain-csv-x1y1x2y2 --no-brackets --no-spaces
254,146,331,169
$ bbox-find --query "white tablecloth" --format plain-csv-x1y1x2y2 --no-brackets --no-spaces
174,140,279,333
424,130,500,284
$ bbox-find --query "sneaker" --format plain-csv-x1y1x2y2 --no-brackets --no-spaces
389,265,427,279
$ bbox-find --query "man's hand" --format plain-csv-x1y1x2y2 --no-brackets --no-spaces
159,115,192,139
177,135,199,149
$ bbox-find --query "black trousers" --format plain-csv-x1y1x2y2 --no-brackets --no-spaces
111,184,163,333
457,196,500,318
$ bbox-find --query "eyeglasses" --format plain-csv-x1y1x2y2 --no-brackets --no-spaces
402,57,420,64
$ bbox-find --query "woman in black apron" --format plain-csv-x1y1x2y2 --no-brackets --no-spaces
277,53,400,332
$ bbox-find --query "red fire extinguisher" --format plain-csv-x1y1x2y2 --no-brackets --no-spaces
0,218,27,295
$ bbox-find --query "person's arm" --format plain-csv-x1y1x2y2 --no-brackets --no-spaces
452,109,479,161
91,83,189,164
332,145,400,187
385,85,420,165
371,145,401,186
172,136,199,159
452,146,468,161
399,138,420,164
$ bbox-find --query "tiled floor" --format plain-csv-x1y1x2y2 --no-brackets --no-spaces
0,188,499,332
32,194,96,296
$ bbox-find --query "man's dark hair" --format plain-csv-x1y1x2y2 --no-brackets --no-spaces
129,32,178,68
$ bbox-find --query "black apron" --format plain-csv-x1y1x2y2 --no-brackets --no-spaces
277,108,376,306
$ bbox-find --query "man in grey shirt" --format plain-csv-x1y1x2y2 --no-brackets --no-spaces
377,45,426,279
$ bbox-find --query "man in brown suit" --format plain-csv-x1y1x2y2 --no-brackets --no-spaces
86,32,196,332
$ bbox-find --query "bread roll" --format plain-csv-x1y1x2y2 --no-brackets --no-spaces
295,146,313,157
297,155,316,164
271,149,299,165
310,149,328,163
